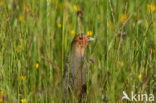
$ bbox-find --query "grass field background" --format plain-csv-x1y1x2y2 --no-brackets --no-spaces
0,0,155,103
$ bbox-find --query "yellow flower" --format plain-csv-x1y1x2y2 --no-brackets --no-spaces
147,4,156,13
35,63,39,69
87,31,93,36
70,30,75,35
0,91,4,96
73,5,80,12
19,15,23,22
138,74,142,80
57,23,61,28
120,61,124,67
20,76,26,81
0,91,4,102
73,5,78,12
21,99,26,103
0,98,3,103
121,14,127,24
16,45,22,53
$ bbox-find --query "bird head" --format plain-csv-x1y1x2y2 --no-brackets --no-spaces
71,33,94,56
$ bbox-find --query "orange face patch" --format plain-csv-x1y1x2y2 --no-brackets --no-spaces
71,34,92,56
74,34,89,48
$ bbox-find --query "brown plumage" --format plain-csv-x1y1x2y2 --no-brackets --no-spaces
63,33,94,102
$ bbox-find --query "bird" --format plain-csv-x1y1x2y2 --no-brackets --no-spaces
63,33,94,103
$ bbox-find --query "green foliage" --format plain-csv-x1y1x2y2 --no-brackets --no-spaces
0,0,155,102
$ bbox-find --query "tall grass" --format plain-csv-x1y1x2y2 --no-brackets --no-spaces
0,0,155,103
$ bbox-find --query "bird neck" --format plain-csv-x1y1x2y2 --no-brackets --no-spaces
69,45,85,73
71,44,85,58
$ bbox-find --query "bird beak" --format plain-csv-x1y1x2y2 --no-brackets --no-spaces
88,37,95,41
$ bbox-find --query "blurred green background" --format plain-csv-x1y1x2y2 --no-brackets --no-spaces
0,0,155,103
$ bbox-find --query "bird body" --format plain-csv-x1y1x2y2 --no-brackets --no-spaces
63,33,94,102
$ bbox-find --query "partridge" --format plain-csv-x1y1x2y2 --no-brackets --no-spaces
63,33,94,102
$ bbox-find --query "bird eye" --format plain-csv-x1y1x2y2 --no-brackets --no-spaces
79,37,83,40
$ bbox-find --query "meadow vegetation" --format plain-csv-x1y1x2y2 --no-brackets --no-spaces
0,0,155,103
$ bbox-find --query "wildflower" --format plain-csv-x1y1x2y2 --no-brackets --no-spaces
138,74,142,80
70,30,75,35
73,5,78,12
57,23,61,28
0,91,4,103
120,61,124,67
121,14,127,24
0,98,3,103
35,63,39,69
87,31,93,36
0,91,4,96
89,57,95,63
16,45,22,53
147,4,156,13
20,76,26,81
19,15,23,22
21,99,26,103
73,5,80,12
